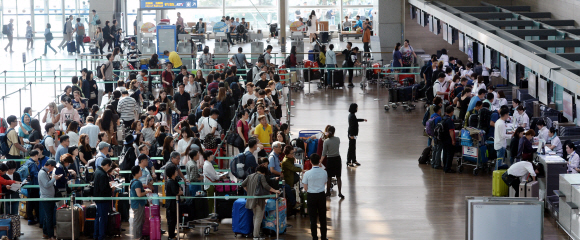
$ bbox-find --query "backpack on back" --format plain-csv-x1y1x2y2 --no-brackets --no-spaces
16,162,30,181
284,55,291,67
246,67,254,83
478,108,492,132
425,116,440,137
76,23,86,36
422,108,431,126
230,152,249,179
97,64,108,79
468,112,479,128
434,117,449,142
39,136,52,157
0,129,15,156
2,25,8,35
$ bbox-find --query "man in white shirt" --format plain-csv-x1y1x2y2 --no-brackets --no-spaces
433,72,448,100
241,82,257,106
79,116,100,148
199,109,219,140
44,123,57,157
537,120,549,143
504,161,539,197
494,108,512,169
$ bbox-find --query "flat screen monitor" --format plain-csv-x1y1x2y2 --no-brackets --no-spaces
509,61,517,85
485,47,491,68
538,77,548,104
500,56,507,79
478,43,484,64
417,9,421,24
442,23,448,41
458,32,465,52
429,15,434,32
448,27,453,45
528,73,537,98
467,37,473,61
434,19,440,35
411,6,416,19
564,91,574,121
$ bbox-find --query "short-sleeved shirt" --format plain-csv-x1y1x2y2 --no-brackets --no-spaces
232,53,247,69
44,136,55,157
268,152,281,173
393,51,402,67
130,179,146,209
467,96,482,112
162,70,173,88
7,129,20,156
54,145,68,164
441,116,456,143
173,91,191,117
254,123,272,146
237,120,249,142
168,52,182,68
433,81,444,99
302,167,327,193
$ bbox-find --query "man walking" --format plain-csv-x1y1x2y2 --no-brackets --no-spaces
58,15,74,50
4,19,14,52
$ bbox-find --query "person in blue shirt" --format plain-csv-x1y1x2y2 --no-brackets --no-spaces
467,89,487,113
55,154,75,195
54,135,70,164
353,15,363,30
130,165,151,240
429,105,443,169
302,153,328,240
24,150,41,225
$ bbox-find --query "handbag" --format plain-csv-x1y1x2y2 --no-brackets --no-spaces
90,91,97,99
45,32,54,41
254,175,270,196
204,133,217,149
113,61,121,69
96,19,101,25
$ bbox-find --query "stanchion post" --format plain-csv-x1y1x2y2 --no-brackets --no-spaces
59,65,62,91
2,97,5,120
35,59,37,83
176,195,180,240
75,58,78,73
275,192,280,240
4,70,7,97
71,194,75,240
19,89,22,119
40,56,43,80
29,83,32,110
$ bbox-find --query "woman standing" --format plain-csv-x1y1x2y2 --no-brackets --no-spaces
26,20,35,49
400,40,417,72
27,119,43,145
94,27,104,56
517,129,535,162
457,87,472,121
43,23,57,55
162,136,175,164
473,76,486,95
347,103,367,167
142,116,156,147
510,127,525,164
98,109,115,144
236,110,250,153
112,47,121,81
66,121,80,147
185,74,202,109
307,10,318,43
43,102,61,133
18,112,33,141
176,122,194,164
321,126,343,198
393,43,403,83
156,89,179,121
362,19,372,56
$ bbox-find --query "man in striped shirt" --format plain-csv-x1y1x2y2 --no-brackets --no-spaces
117,90,139,129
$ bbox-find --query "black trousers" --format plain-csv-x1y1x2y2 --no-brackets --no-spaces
363,42,370,53
123,119,134,130
503,174,521,197
442,142,454,172
347,137,356,164
26,189,40,221
307,192,327,240
166,206,177,238
347,69,354,84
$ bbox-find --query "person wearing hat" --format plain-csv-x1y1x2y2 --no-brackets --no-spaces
195,18,205,34
127,42,141,69
39,159,62,240
120,135,137,182
95,142,110,168
92,158,113,240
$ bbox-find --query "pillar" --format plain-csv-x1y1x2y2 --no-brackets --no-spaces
279,0,287,53
373,0,404,62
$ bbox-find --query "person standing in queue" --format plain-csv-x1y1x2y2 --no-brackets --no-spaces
347,103,366,167
93,158,113,240
38,159,60,240
302,153,327,240
320,126,344,199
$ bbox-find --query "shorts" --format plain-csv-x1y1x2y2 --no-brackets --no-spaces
326,156,342,178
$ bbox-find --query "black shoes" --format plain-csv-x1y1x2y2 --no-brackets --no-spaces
353,162,361,166
338,194,345,199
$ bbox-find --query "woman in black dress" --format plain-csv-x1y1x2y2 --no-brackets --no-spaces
347,103,367,167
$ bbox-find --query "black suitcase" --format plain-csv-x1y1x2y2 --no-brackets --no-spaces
332,70,344,88
118,192,130,222
67,41,76,53
216,198,235,219
193,198,210,220
389,88,398,102
397,86,413,102
304,69,321,82
320,32,329,43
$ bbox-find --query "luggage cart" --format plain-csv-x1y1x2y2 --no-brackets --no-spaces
458,128,490,175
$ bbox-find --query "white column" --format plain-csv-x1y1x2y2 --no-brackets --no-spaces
374,0,403,62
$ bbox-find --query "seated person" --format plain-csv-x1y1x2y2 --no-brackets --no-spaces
342,16,352,31
127,43,141,68
195,19,206,34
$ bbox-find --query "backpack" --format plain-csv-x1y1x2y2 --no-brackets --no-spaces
246,67,254,83
2,25,8,35
230,152,249,179
0,129,16,156
292,138,305,150
16,162,30,182
236,24,246,33
284,55,291,67
76,23,86,36
468,112,479,128
258,53,265,63
478,108,492,132
425,116,439,137
97,63,108,79
307,19,312,27
422,107,431,126
434,117,449,142
39,136,52,157
326,10,333,19
118,146,134,171
418,146,432,164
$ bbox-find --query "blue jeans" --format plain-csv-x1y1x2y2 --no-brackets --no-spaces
427,137,432,147
189,184,201,196
41,201,56,238
44,42,57,55
496,147,506,170
94,202,110,240
326,64,336,85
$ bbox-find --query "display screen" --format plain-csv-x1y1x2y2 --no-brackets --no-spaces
563,91,574,121
442,23,448,41
459,32,464,52
447,27,453,45
500,56,507,79
528,73,537,98
478,43,484,64
509,61,517,85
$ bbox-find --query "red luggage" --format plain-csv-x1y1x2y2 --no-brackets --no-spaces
304,60,319,71
83,36,91,43
216,180,238,193
279,65,288,80
398,74,415,85
372,63,381,74
304,160,312,170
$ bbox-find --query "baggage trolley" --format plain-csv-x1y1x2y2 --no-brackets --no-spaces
458,129,490,175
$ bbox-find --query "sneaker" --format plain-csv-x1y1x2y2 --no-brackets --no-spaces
348,84,354,88
353,162,361,166
338,194,345,199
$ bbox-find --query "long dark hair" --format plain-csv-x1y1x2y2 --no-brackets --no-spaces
395,43,401,51
101,109,113,131
157,89,169,103
30,119,43,139
310,10,316,19
291,46,296,55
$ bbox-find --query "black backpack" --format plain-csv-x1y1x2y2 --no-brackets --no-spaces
478,108,492,132
246,67,254,83
285,55,291,67
2,25,8,35
307,19,312,27
468,111,479,128
97,63,108,79
434,117,450,142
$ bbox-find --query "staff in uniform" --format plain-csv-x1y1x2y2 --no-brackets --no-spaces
502,161,539,197
302,154,327,240
537,120,549,143
513,106,529,130
566,142,580,173
546,127,563,156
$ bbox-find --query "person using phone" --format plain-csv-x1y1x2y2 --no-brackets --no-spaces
130,165,152,240
38,159,62,240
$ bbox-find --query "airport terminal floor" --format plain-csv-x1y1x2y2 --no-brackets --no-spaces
0,22,571,240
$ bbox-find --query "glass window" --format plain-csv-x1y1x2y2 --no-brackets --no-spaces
16,0,32,37
198,0,223,7
167,9,223,30
287,8,340,29
64,0,78,16
342,7,373,22
33,0,47,36
48,0,64,37
226,0,277,6
293,0,337,6
342,0,372,5
2,0,18,35
226,8,278,30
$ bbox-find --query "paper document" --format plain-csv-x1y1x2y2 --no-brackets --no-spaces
10,182,23,191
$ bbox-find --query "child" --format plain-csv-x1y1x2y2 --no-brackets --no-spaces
130,166,151,240
164,165,183,240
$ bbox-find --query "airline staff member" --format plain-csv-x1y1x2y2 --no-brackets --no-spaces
566,142,580,173
546,127,562,156
302,154,327,240
502,161,538,197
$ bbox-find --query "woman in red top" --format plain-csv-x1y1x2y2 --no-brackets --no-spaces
290,46,297,69
236,109,250,154
161,62,175,95
0,163,19,195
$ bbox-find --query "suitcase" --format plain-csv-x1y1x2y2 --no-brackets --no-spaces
149,215,161,240
389,88,398,103
215,180,238,194
262,198,287,236
303,69,321,82
216,198,235,219
526,181,539,198
56,206,81,239
0,215,19,239
117,192,130,222
320,31,330,43
308,50,315,61
179,199,196,222
193,197,210,220
332,70,344,88
143,205,161,237
397,86,413,102
67,41,76,53
107,212,122,237
0,219,12,240
492,170,508,197
232,198,254,236
83,36,91,43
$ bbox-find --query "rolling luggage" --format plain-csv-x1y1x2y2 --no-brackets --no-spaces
215,179,238,194
397,86,413,102
193,197,210,220
0,215,19,239
67,41,76,53
492,169,508,197
216,198,235,219
149,213,161,240
389,88,398,102
303,69,321,82
117,192,130,222
518,181,539,198
331,70,344,88
83,36,91,43
56,206,81,239
0,218,12,240
107,212,122,237
262,198,286,236
84,204,96,236
232,198,253,237
418,146,432,164
143,205,161,237
320,31,330,43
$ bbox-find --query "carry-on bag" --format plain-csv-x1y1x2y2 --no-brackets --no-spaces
492,169,508,197
262,198,287,236
216,198,236,219
107,212,122,237
67,41,76,53
232,198,254,236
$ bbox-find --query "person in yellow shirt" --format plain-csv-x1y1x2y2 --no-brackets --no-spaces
253,115,272,147
5,115,27,159
164,50,183,71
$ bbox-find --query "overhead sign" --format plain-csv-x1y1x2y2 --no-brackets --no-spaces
141,0,197,9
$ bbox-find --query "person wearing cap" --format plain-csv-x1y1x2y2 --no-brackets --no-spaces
195,18,205,34
117,90,139,129
92,158,113,240
39,159,62,240
95,142,110,168
127,42,141,69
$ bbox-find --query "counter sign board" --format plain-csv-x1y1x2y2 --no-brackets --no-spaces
141,0,197,9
